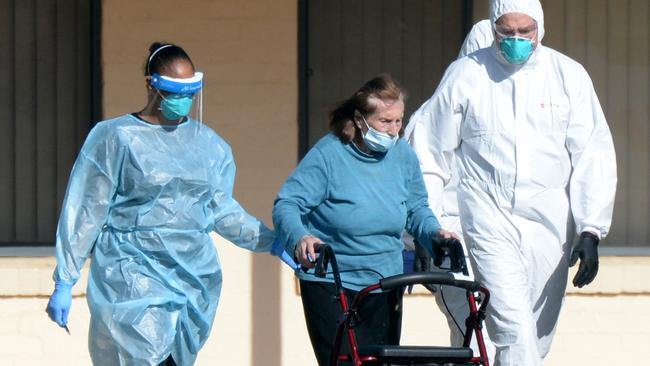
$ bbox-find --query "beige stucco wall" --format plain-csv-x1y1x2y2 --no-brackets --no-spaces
0,0,649,365
1,256,649,365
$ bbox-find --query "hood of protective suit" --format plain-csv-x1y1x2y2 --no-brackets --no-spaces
490,0,545,41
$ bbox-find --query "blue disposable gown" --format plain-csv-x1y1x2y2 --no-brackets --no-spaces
52,114,274,365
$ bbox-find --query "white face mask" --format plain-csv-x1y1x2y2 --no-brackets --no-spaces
360,115,398,153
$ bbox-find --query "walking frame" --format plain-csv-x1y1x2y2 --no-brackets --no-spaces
313,244,491,366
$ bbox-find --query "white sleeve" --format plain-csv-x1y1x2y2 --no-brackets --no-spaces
566,67,617,238
405,61,467,221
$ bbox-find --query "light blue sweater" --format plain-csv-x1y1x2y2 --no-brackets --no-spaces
273,133,441,291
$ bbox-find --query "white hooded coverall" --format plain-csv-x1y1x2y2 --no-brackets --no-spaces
405,0,617,365
430,17,496,365
457,19,494,59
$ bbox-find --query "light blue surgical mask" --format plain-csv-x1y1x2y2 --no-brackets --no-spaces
360,115,398,153
498,36,534,65
159,92,194,120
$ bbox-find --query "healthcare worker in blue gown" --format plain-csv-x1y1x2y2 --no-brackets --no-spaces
45,42,294,366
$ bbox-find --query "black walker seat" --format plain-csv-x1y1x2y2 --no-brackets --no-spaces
359,344,473,361
313,244,491,366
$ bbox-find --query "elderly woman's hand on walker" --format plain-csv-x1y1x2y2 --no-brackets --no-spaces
295,235,325,269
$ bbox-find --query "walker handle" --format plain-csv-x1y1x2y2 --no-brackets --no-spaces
379,272,481,292
314,244,331,278
313,244,344,291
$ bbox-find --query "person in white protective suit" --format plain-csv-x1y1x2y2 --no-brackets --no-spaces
411,17,497,365
457,19,493,59
405,0,617,365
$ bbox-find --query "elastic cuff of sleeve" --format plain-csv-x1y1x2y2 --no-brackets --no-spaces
54,281,74,291
270,238,281,256
580,231,600,244
580,227,602,240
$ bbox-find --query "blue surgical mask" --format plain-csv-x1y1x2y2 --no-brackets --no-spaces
159,92,194,120
498,36,534,65
360,115,398,153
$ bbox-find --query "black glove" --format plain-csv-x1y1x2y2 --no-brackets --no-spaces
412,241,437,293
413,240,434,273
570,232,599,288
432,237,468,275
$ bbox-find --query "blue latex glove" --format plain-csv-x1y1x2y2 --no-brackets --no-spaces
402,250,415,275
271,239,300,270
402,250,416,294
46,282,72,327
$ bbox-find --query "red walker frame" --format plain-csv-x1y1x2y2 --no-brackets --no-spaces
313,244,491,366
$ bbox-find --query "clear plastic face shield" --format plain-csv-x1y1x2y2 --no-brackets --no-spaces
150,71,204,128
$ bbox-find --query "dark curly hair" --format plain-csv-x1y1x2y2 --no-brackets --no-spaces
143,42,194,76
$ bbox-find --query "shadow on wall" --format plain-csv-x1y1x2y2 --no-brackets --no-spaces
252,254,282,366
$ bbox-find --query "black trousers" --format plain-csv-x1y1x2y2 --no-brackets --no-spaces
299,280,403,366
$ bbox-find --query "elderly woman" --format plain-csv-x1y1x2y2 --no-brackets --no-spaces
273,74,460,365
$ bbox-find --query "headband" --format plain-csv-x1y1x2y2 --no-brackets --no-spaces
146,44,174,75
